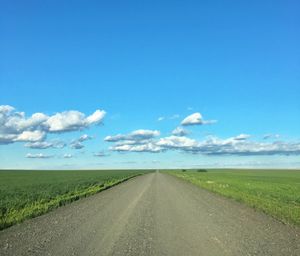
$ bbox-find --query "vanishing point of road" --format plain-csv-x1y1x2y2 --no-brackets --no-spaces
1,172,299,256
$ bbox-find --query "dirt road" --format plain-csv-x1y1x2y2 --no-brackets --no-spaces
0,172,299,255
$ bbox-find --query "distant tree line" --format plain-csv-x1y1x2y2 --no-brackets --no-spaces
181,169,207,172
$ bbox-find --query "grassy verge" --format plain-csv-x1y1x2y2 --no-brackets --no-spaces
166,169,300,225
0,170,149,230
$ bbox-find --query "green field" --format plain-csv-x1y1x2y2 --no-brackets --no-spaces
167,169,300,225
0,169,149,230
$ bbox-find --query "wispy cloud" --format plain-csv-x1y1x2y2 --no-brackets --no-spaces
25,140,66,149
157,114,180,121
26,153,54,158
94,151,108,157
77,134,93,142
63,153,73,158
70,141,85,149
110,142,162,153
69,134,93,150
263,134,280,140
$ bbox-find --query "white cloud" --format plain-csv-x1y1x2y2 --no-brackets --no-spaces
63,153,73,158
0,106,48,142
157,136,199,149
181,112,203,125
0,134,18,144
0,105,106,145
105,129,160,142
110,142,161,153
78,134,92,142
106,129,300,156
163,135,300,156
26,153,53,158
0,105,15,113
10,113,48,132
15,130,46,142
233,134,251,141
202,120,218,125
45,110,105,132
86,110,106,125
70,141,84,149
181,112,216,126
69,134,93,149
25,140,65,149
157,117,165,121
197,137,300,156
172,127,189,136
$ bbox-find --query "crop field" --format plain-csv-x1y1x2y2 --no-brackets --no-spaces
0,169,149,230
167,169,300,225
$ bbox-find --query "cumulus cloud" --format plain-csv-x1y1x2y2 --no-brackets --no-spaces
0,105,105,145
181,113,202,125
172,127,189,136
26,153,53,158
0,106,47,144
157,136,199,150
0,105,15,113
45,110,105,132
181,112,216,126
15,130,46,142
105,129,160,142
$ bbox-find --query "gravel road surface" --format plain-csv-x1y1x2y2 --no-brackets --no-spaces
1,172,299,256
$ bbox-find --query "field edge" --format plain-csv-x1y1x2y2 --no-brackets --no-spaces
165,171,300,227
0,173,143,231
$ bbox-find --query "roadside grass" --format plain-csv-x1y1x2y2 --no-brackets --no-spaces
166,169,300,225
0,170,149,230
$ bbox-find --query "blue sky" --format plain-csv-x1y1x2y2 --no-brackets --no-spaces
1,0,299,169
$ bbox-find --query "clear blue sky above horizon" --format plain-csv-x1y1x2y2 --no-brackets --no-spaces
1,0,299,169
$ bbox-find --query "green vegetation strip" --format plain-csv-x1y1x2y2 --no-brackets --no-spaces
0,170,149,230
167,169,300,225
